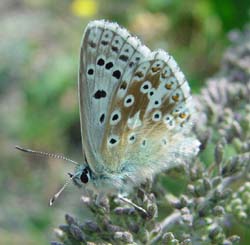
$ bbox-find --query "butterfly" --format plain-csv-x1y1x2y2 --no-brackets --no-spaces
17,20,200,206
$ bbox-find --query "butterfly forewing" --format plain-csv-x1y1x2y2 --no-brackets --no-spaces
79,20,150,173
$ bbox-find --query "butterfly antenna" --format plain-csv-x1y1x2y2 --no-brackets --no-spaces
15,145,79,166
49,173,78,206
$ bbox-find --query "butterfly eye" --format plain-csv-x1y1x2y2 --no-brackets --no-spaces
80,168,89,183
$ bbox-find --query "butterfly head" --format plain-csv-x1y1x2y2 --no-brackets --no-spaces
73,164,92,184
48,163,95,206
15,146,96,205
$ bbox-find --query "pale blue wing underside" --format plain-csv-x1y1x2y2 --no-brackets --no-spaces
79,20,150,173
79,20,200,179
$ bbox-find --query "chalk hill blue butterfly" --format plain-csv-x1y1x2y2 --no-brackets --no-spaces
17,20,200,206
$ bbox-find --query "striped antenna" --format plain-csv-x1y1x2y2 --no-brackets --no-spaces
15,145,79,166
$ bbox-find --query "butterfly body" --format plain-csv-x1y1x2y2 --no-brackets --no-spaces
74,163,137,195
76,20,200,195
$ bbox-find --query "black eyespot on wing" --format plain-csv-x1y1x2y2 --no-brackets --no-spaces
93,90,107,99
165,116,170,121
129,135,135,141
128,134,136,144
105,62,113,70
126,98,132,104
126,98,132,103
101,40,108,45
112,46,118,52
112,114,119,121
154,113,160,119
97,58,105,66
89,41,96,48
110,138,117,144
119,55,129,62
100,113,105,123
112,70,121,79
129,62,134,67
88,68,94,75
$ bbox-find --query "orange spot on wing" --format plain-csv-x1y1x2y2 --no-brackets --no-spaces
165,84,172,90
151,66,161,72
135,71,144,78
179,113,187,119
172,94,179,102
120,81,127,89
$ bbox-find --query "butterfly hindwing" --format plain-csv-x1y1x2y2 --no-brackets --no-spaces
101,50,199,174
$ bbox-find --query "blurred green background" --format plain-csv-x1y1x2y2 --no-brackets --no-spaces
0,0,249,244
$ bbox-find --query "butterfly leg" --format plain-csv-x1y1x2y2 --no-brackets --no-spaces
118,194,148,217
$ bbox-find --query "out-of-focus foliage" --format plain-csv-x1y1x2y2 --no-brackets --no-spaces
0,0,249,244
